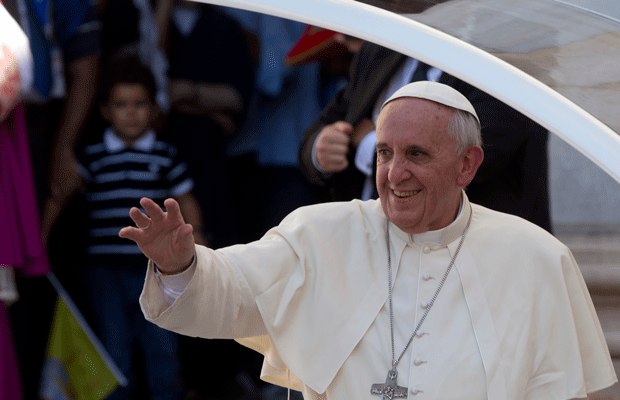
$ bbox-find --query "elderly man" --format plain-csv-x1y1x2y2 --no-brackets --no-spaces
121,82,616,399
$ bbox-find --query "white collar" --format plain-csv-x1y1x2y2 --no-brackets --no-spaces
103,127,156,153
411,195,464,244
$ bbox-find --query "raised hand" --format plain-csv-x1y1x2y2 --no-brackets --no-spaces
119,197,195,273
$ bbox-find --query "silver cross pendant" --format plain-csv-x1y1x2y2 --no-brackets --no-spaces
371,368,408,399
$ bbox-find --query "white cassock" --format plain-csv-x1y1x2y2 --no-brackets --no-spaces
140,191,617,399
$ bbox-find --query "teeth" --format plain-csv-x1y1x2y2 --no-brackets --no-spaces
394,190,420,198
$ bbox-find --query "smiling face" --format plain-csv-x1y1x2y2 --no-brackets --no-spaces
102,83,153,145
376,97,483,234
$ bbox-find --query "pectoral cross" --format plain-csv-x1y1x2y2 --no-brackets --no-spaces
371,368,408,399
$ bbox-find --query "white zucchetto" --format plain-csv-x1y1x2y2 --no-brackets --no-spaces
382,81,479,124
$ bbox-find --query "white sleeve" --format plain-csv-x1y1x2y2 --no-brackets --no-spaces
155,256,197,306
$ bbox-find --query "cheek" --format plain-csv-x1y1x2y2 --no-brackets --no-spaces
140,109,152,122
112,110,124,121
376,165,389,186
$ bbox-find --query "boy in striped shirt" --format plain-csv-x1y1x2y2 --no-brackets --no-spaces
43,56,204,399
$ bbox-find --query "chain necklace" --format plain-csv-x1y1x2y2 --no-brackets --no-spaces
371,214,472,399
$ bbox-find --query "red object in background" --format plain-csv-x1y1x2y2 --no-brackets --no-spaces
284,25,348,66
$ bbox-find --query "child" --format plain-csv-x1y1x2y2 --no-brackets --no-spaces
43,56,204,399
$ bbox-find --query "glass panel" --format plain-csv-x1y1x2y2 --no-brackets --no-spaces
351,0,620,135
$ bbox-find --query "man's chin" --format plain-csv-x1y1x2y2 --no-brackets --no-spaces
387,212,422,233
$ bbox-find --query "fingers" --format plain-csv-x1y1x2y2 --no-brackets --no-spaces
119,206,151,242
140,197,166,223
331,121,354,134
316,122,353,173
163,198,186,224
119,198,163,240
118,225,141,241
129,206,151,229
177,223,196,251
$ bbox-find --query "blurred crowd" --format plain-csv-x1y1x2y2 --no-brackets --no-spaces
2,0,358,399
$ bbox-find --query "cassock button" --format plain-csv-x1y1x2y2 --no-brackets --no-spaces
422,273,431,281
420,301,429,309
416,331,425,338
411,388,422,395
423,246,431,254
414,358,424,366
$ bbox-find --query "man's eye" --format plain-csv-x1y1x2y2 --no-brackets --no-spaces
376,149,391,163
407,150,425,158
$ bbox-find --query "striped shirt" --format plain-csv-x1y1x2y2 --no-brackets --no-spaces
77,128,194,267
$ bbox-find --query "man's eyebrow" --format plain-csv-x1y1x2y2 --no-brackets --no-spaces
376,142,389,149
407,145,428,153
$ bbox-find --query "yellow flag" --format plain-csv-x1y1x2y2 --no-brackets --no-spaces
39,273,128,400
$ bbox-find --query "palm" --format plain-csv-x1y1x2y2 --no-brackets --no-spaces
119,198,195,272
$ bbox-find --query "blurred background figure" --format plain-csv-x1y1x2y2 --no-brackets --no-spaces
3,0,101,398
158,3,256,399
224,15,324,244
225,19,362,244
0,4,41,400
163,1,255,250
98,0,171,116
42,56,204,399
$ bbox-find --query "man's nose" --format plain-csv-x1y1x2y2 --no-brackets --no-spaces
387,156,411,183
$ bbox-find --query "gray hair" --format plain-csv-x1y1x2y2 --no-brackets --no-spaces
448,108,482,154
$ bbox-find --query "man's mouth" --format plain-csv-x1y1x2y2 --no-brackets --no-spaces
393,189,421,198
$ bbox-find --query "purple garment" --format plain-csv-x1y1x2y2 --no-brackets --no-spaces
0,105,50,400
0,303,22,399
0,105,50,276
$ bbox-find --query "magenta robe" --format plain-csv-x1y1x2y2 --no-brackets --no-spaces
0,105,51,399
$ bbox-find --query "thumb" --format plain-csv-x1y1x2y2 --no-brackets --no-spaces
177,223,196,251
332,121,354,135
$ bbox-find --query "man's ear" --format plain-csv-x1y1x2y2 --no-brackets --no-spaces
456,145,484,187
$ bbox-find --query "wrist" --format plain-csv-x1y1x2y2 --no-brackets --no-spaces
154,254,195,276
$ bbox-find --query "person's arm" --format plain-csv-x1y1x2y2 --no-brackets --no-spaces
299,86,352,186
154,0,173,52
49,55,99,203
124,197,267,339
176,191,208,247
41,157,89,246
40,196,66,247
298,41,369,186
299,42,378,186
